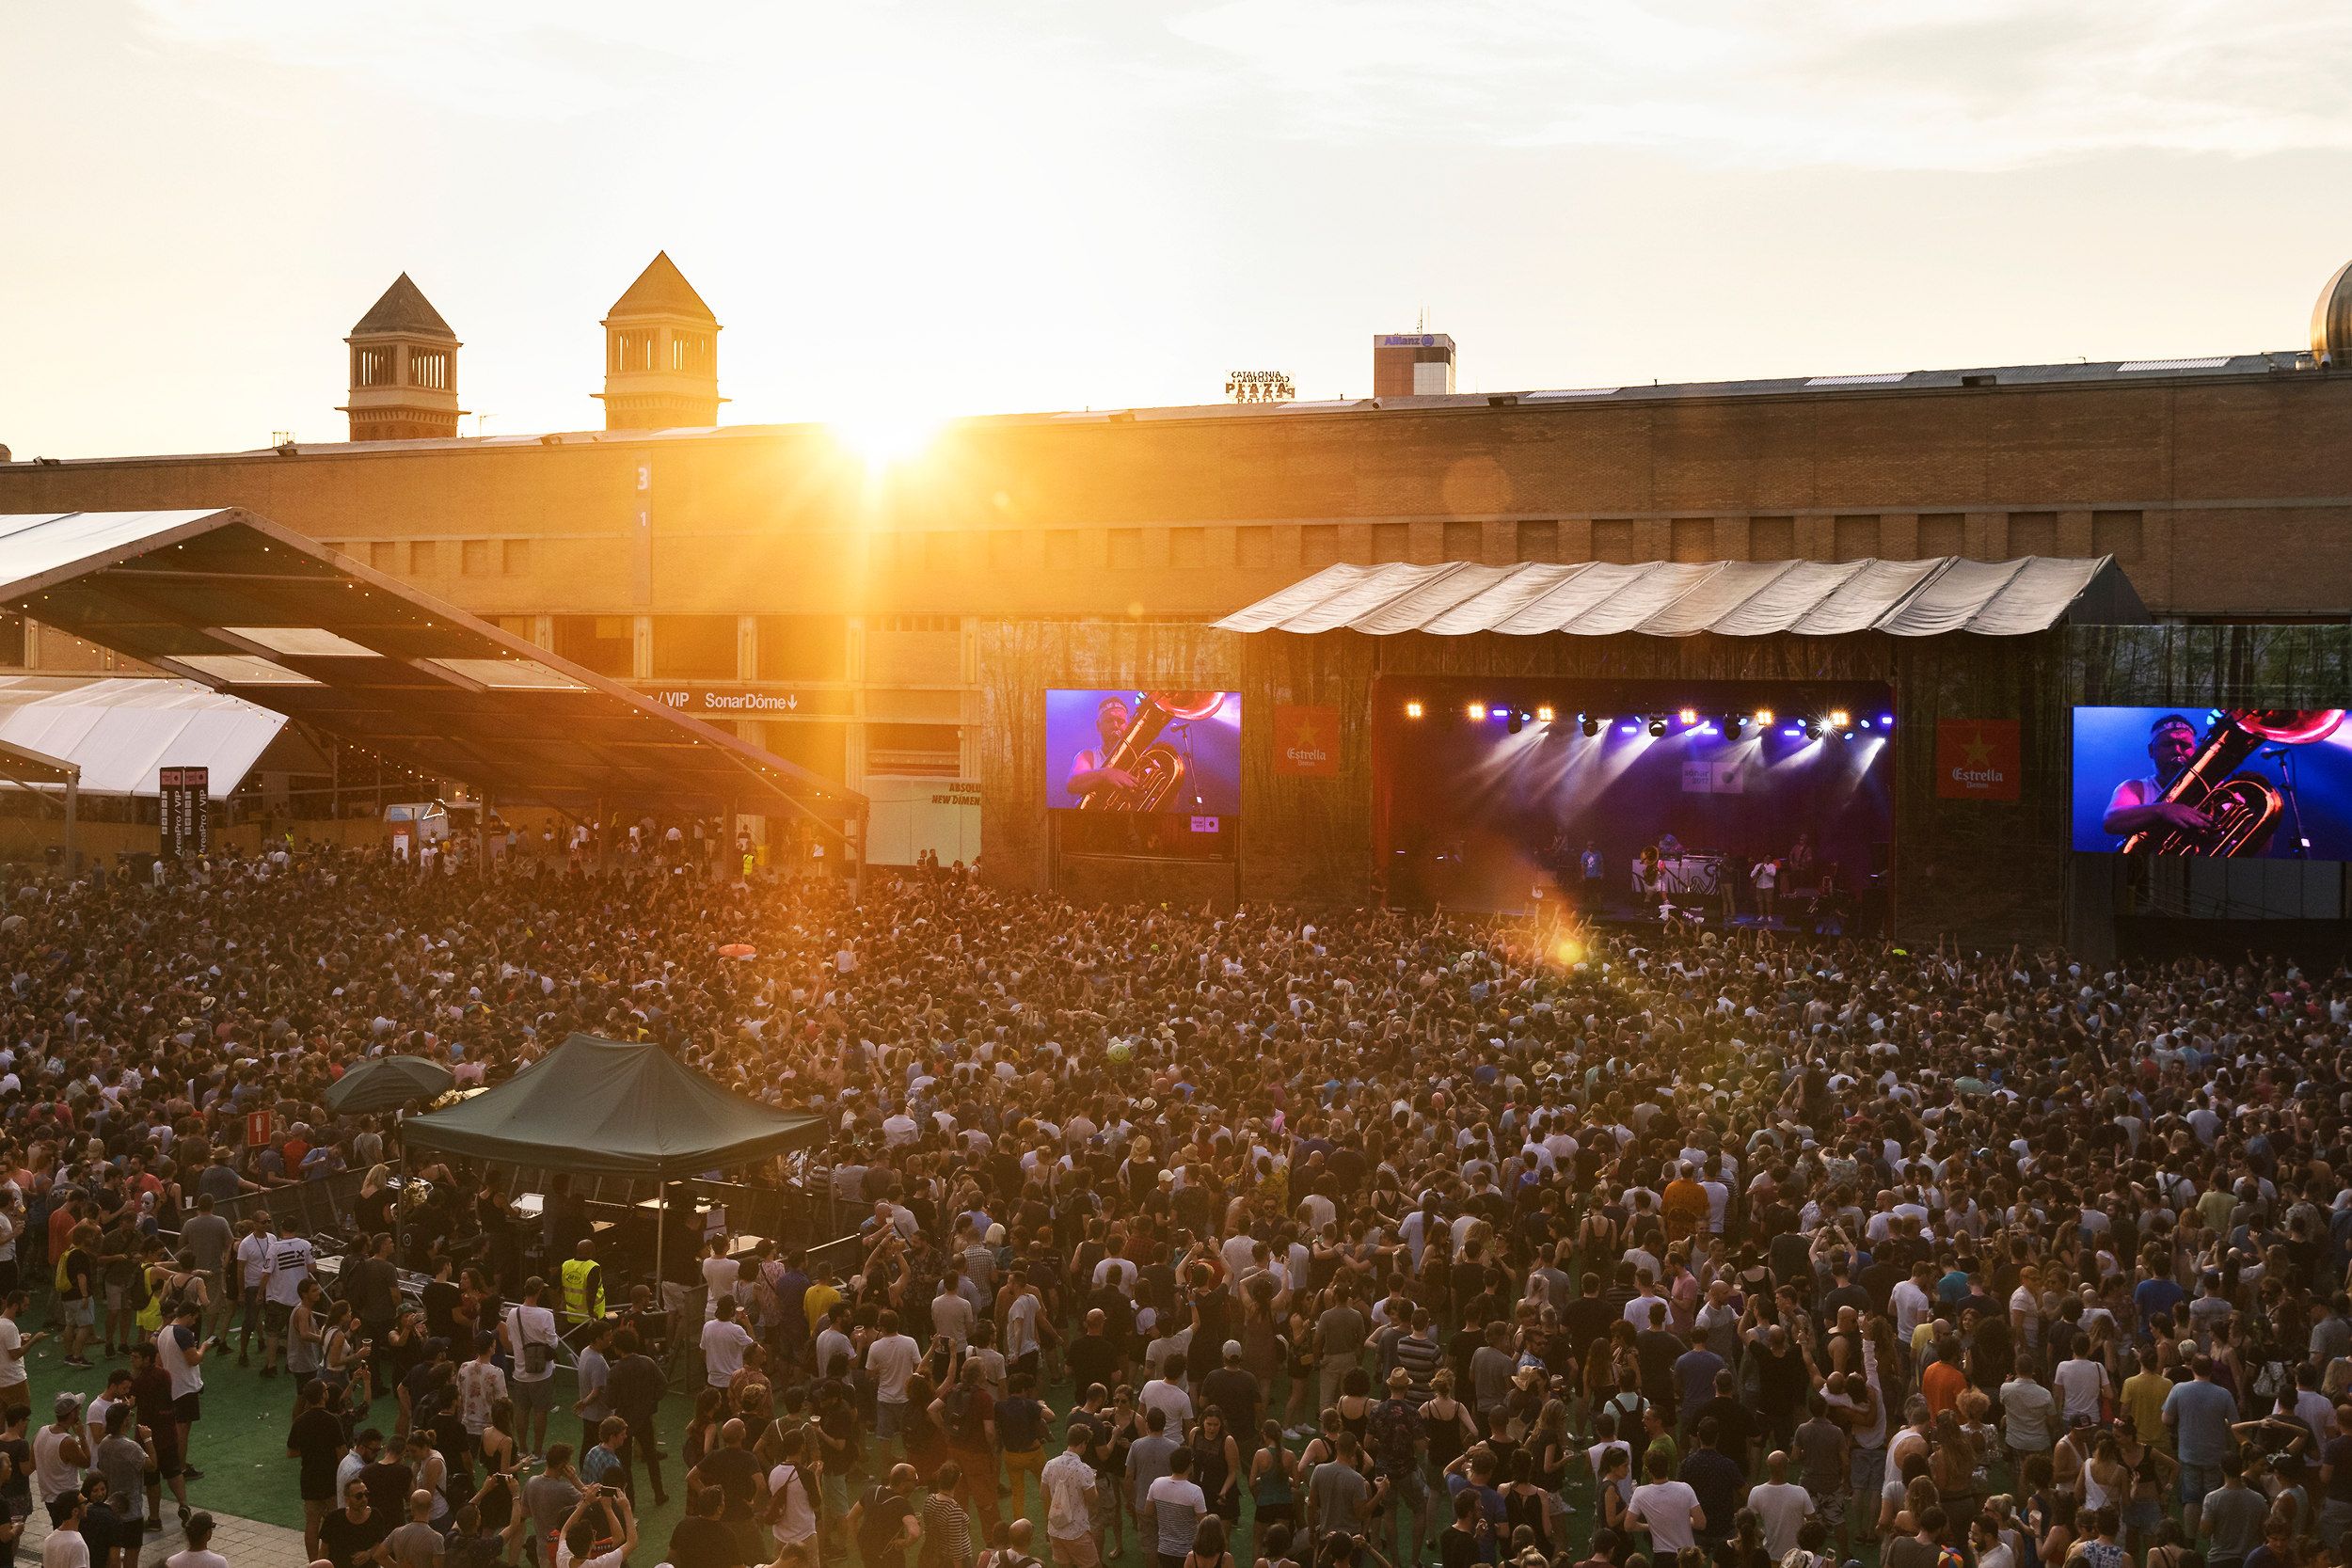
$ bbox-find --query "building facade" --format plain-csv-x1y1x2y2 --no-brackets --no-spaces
5,257,2352,860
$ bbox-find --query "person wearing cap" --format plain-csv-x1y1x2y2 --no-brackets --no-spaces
1199,1342,1262,1450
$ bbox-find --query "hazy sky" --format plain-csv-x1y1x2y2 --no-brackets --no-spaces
8,1,2352,458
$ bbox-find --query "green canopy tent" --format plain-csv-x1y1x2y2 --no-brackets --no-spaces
326,1054,454,1114
399,1034,825,1290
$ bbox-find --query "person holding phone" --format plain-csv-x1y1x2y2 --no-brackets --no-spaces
556,1485,637,1568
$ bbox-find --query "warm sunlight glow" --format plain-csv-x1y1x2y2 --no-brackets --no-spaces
829,410,945,473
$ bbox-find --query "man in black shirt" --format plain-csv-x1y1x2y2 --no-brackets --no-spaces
849,1463,920,1568
1199,1342,1262,1441
688,1418,764,1562
1066,1309,1123,1398
666,1483,747,1568
287,1377,348,1561
320,1479,391,1568
607,1330,668,1507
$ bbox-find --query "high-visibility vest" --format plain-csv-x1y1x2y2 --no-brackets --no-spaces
561,1257,605,1323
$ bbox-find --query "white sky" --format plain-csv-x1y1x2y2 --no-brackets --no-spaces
6,0,2351,457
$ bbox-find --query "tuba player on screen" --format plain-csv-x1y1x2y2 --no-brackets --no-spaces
2101,712,2212,841
1066,694,1141,805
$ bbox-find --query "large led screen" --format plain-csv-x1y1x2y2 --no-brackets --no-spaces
1045,689,1241,815
2071,705,2352,857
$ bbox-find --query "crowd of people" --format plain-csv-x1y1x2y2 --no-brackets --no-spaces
0,845,2339,1568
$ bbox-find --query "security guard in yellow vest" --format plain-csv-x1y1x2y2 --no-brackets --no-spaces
559,1238,606,1325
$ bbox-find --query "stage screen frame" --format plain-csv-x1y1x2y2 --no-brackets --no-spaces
2070,705,2352,859
1044,689,1242,817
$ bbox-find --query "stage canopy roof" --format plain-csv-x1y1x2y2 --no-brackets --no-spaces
401,1034,825,1176
0,511,862,822
0,675,282,798
1216,556,2144,638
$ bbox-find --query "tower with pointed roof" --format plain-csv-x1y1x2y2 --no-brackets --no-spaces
596,252,723,431
339,274,464,441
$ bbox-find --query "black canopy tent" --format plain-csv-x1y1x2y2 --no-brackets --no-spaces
399,1034,826,1297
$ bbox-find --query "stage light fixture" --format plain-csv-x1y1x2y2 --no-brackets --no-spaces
1647,716,1668,737
1722,713,1745,736
1507,710,1524,734
1782,726,1804,738
1828,708,1851,731
1677,706,1698,726
1879,713,1894,728
1581,716,1602,737
1857,718,1872,730
1404,700,1424,720
1754,707,1774,726
1535,705,1555,724
1804,719,1823,740
1468,703,1487,721
1619,721,1640,736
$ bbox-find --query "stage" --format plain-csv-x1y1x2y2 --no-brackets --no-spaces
1373,677,1896,928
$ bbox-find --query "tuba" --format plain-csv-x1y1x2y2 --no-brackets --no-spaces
2119,708,2344,856
1077,691,1227,811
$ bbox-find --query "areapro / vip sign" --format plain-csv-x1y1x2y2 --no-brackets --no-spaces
634,685,852,718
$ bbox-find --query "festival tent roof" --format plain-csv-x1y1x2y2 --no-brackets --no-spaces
0,510,861,823
400,1034,824,1176
0,675,283,798
1214,556,2144,638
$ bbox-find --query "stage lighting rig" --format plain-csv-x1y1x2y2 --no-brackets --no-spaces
1581,715,1602,737
1647,716,1668,737
1507,710,1525,734
1405,700,1423,720
1535,705,1555,724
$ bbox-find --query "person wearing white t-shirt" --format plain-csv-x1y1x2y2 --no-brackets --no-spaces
866,1317,923,1439
700,1239,741,1323
501,1278,563,1457
163,1510,230,1568
701,1296,755,1389
1629,1454,1704,1553
2053,1345,2111,1425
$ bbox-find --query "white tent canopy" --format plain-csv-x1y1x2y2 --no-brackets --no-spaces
0,676,284,799
1214,556,2141,638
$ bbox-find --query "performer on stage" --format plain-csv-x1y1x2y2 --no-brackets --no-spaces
1065,695,1141,807
2100,712,2212,840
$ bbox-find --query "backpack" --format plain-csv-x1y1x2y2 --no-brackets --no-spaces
946,1386,989,1449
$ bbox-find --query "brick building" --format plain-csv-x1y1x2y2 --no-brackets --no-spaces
3,255,2349,862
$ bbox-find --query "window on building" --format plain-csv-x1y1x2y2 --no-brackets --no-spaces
757,615,848,681
765,721,848,783
1749,516,1796,558
552,615,635,678
1043,531,1094,569
1917,514,1965,557
2092,510,2143,562
1832,515,1881,562
670,332,711,372
865,722,962,779
502,539,531,575
370,541,400,573
1168,527,1205,568
354,347,392,388
651,615,738,679
2008,512,2058,556
1236,527,1275,568
1301,525,1343,567
1669,518,1716,563
1441,519,1483,561
408,540,438,575
0,612,24,668
409,349,449,390
612,330,657,372
1371,522,1408,561
495,616,540,645
461,539,493,575
1109,528,1150,569
1517,521,1559,562
986,531,1025,570
1592,519,1639,562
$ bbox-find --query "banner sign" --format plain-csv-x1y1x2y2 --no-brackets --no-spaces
1273,705,1340,778
1937,720,2020,800
160,766,211,858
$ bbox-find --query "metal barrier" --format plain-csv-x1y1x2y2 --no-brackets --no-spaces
199,1168,372,1243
